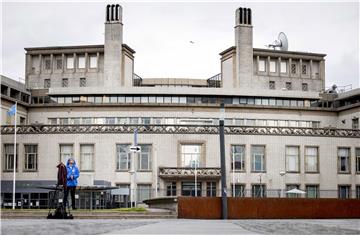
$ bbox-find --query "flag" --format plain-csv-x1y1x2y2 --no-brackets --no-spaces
7,104,17,116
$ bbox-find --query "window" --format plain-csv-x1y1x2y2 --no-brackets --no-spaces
291,63,296,74
59,118,68,125
89,55,97,68
232,184,245,197
105,117,115,124
305,147,319,172
62,78,68,87
280,61,287,73
302,64,307,75
338,147,350,173
116,144,131,170
231,145,245,171
206,182,217,197
3,144,18,171
24,145,38,171
48,118,57,125
44,59,51,70
70,118,80,125
269,60,276,73
166,182,177,196
286,184,300,198
252,184,266,198
137,184,152,203
306,185,319,198
82,118,92,124
78,55,85,69
357,185,360,199
352,118,359,129
302,83,308,91
338,185,351,199
286,82,292,90
181,144,202,167
251,145,265,172
66,56,74,69
269,81,275,90
258,59,266,72
80,78,86,87
56,59,63,70
356,148,360,173
59,144,73,163
141,118,150,125
80,144,94,171
181,182,201,196
44,79,51,88
138,145,152,171
286,146,300,172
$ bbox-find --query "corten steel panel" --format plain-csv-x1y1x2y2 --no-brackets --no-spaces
178,197,222,219
178,197,360,219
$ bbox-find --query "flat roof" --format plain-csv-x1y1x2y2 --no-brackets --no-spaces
24,44,135,54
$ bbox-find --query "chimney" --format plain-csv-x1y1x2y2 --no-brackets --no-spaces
235,7,253,88
104,4,123,87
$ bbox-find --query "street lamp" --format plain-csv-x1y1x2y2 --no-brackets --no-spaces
219,103,227,219
279,171,286,198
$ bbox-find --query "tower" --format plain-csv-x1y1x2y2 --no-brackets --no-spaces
235,7,253,88
104,4,123,87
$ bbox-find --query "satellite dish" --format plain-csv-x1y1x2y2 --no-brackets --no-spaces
267,32,288,51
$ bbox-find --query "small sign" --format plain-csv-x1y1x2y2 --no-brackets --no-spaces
36,201,39,206
75,194,79,199
58,199,63,203
130,146,141,153
17,201,21,206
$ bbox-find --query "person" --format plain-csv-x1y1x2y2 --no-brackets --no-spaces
63,158,79,210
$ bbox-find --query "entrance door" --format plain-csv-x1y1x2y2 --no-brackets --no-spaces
181,182,202,196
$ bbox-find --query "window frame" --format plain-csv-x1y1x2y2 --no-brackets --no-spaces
80,144,95,172
116,144,131,171
24,144,38,172
285,145,300,173
304,146,319,173
337,147,351,174
3,144,18,172
251,145,266,172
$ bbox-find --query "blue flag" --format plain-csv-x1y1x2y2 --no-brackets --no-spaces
7,104,16,116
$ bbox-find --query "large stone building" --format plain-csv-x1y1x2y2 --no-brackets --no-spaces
1,5,359,209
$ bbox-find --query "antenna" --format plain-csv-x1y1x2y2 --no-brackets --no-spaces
267,32,288,51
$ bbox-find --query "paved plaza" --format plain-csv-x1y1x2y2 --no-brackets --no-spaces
1,219,360,235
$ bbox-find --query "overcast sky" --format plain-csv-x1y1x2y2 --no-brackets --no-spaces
1,1,359,88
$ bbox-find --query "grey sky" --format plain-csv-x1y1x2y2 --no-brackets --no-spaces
1,1,359,88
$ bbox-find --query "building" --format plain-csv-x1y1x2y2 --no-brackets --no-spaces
1,5,360,209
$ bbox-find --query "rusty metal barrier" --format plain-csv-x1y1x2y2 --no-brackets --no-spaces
178,197,360,219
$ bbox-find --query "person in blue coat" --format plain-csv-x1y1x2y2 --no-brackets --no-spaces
63,158,80,210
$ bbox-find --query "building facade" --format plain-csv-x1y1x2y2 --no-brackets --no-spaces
1,5,360,209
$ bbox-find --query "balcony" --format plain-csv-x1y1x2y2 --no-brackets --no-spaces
159,167,221,179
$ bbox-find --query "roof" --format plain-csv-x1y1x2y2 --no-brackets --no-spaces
24,44,136,54
219,46,326,59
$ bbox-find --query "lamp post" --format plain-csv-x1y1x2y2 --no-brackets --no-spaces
219,103,227,219
279,171,286,198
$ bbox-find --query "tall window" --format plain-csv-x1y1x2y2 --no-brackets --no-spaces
269,60,276,72
338,147,350,173
306,185,319,198
206,182,217,197
269,81,275,90
24,145,38,171
291,63,296,74
89,55,98,68
286,184,300,198
137,184,151,203
44,59,51,70
352,118,359,129
356,186,360,199
3,144,18,171
258,60,266,72
338,185,351,199
232,184,245,197
181,144,202,167
138,145,152,171
80,78,86,87
286,146,299,172
356,148,360,173
280,61,287,73
56,59,63,70
305,146,318,172
116,144,131,170
60,144,73,163
66,56,74,69
302,64,307,75
252,184,266,198
251,145,265,172
166,182,177,196
44,79,51,88
78,55,85,69
80,144,94,171
231,145,245,171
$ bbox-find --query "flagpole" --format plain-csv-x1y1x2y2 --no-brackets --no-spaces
12,102,17,210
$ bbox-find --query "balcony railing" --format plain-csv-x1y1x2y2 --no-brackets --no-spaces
159,167,221,179
207,73,221,88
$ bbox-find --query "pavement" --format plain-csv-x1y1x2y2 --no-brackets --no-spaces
1,219,360,235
